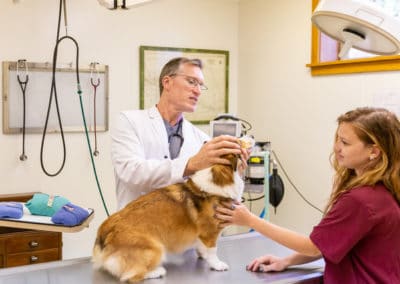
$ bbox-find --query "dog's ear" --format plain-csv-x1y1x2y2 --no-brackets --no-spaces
210,153,238,186
230,154,238,171
223,153,238,171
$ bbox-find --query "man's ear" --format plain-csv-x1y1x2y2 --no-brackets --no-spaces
162,76,172,91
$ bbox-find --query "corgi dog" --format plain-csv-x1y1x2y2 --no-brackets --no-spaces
92,153,244,283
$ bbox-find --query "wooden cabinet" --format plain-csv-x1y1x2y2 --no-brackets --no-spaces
0,227,62,267
0,192,62,268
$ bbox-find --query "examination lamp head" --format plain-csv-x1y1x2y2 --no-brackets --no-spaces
312,0,400,58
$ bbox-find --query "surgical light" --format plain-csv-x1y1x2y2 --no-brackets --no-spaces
311,0,400,58
98,0,153,10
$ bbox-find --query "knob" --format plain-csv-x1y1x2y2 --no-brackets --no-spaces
30,255,38,262
29,241,39,248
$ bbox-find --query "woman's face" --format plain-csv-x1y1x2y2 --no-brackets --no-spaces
334,122,374,176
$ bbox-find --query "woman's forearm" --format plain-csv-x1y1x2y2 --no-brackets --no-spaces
284,252,322,266
248,215,321,257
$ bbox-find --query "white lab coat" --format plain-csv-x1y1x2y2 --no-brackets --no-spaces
111,106,210,210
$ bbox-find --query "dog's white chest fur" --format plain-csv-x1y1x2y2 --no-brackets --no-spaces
190,167,244,201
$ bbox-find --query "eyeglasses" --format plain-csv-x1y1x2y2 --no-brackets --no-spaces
171,73,208,91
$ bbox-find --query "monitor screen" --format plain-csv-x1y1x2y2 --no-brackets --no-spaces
210,120,241,137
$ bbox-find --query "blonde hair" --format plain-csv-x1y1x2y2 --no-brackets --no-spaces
325,107,400,213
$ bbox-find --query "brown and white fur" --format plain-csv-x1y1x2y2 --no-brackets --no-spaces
92,153,244,283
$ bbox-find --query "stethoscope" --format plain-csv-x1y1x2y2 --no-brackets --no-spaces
40,0,76,176
16,59,29,161
168,119,184,159
90,62,100,156
39,0,110,216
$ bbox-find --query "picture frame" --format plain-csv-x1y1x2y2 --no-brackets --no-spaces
139,46,229,124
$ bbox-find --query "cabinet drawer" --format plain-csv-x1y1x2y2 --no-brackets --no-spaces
0,239,4,267
6,232,60,253
6,248,60,267
0,239,5,254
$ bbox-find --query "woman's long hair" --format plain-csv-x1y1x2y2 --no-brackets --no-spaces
325,107,400,213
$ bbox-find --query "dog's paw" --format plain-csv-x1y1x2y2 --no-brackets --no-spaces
209,260,229,271
196,249,206,259
144,266,166,279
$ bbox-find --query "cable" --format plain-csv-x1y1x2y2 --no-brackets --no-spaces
40,0,110,216
271,150,323,214
246,191,252,212
78,88,110,217
246,194,264,202
242,147,323,214
239,118,252,135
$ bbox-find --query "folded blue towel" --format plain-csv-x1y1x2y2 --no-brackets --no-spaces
26,193,70,217
51,203,89,226
0,202,23,219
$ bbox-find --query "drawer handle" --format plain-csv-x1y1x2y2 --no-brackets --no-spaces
30,255,39,262
29,241,39,248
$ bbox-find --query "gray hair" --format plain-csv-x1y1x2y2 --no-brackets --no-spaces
159,57,203,95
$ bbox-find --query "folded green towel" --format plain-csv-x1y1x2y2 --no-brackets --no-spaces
26,193,70,217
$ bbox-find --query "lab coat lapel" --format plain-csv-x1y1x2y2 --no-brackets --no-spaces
180,118,193,156
147,106,169,157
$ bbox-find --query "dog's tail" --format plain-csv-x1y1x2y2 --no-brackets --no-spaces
92,217,116,270
92,236,126,279
92,234,105,270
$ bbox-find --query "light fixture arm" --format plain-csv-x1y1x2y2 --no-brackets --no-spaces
339,28,366,58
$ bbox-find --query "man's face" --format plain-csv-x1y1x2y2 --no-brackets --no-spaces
164,63,206,113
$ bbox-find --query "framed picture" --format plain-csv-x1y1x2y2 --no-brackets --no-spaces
139,46,229,124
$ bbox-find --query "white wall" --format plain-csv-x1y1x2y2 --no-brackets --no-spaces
238,0,400,234
0,0,239,259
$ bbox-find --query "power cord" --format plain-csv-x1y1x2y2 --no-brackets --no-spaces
239,118,252,135
240,150,323,214
271,150,323,214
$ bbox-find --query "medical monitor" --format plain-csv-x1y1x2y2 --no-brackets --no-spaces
210,119,241,137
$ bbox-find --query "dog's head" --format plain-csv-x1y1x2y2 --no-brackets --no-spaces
190,153,244,200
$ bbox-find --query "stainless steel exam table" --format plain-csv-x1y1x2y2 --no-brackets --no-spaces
0,232,324,284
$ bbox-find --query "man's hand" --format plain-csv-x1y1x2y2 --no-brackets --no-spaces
184,135,242,176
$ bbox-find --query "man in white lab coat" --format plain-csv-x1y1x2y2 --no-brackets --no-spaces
111,57,244,210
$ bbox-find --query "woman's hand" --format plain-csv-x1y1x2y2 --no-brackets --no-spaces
246,255,289,272
215,200,255,228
